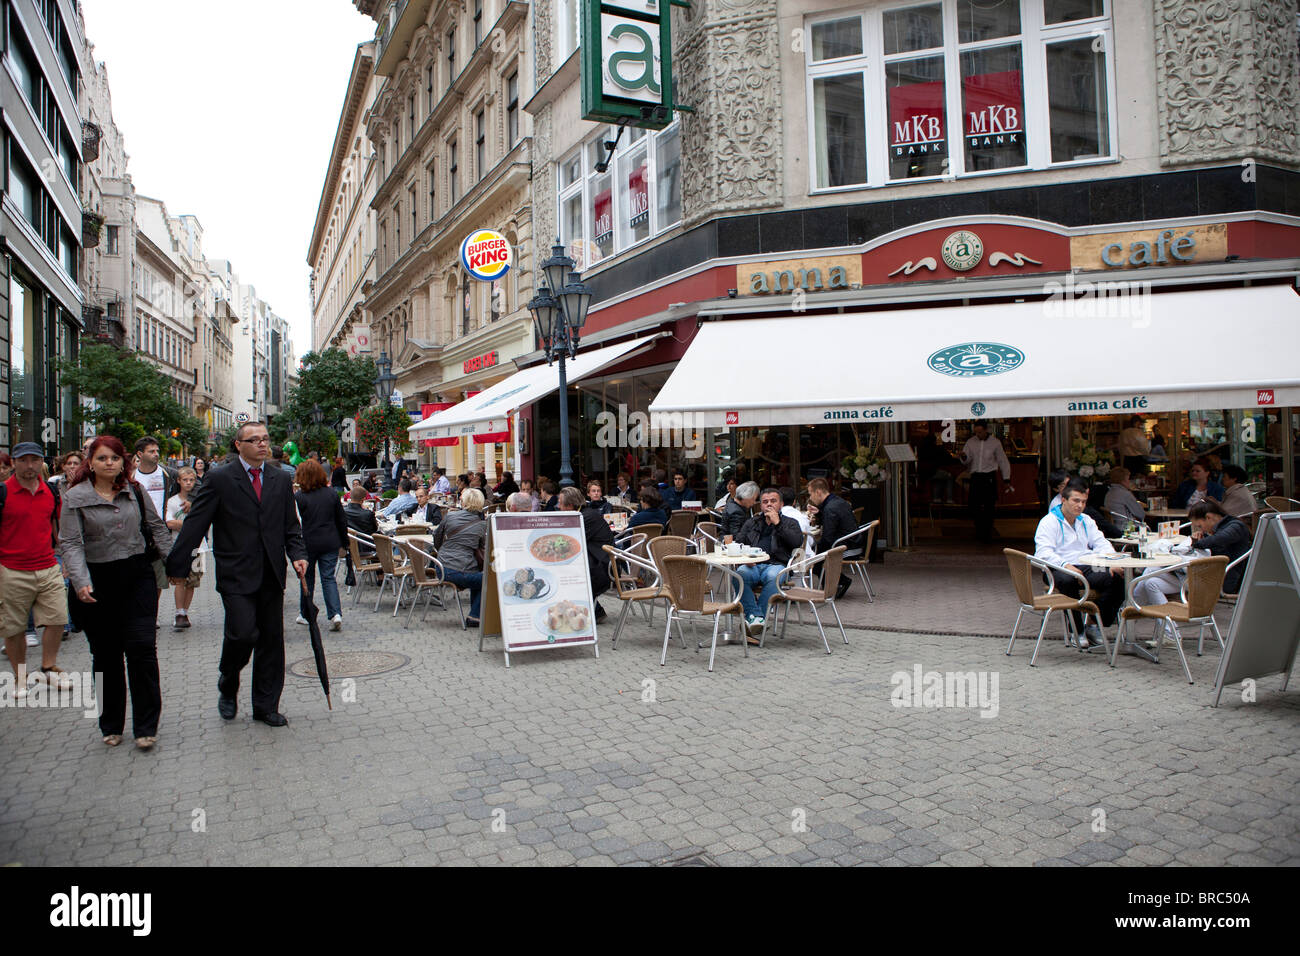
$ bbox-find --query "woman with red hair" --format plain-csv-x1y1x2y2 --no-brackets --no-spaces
58,435,173,750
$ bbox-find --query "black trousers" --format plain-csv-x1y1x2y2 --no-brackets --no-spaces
83,554,161,738
1050,567,1123,629
217,565,286,714
968,472,999,543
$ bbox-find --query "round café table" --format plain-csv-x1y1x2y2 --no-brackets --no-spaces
699,551,770,643
1078,552,1188,662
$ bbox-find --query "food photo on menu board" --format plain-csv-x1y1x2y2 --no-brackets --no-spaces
490,513,597,651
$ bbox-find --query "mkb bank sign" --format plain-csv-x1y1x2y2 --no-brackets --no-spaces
580,0,682,130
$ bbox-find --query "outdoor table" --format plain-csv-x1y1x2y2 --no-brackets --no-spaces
1146,508,1188,521
703,550,770,567
1078,551,1191,662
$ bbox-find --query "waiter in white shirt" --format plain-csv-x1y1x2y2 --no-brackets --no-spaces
961,421,1012,544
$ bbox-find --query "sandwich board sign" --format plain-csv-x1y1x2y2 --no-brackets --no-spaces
580,0,674,129
1212,512,1300,706
481,512,599,667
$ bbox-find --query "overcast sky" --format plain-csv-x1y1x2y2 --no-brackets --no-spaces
81,0,375,363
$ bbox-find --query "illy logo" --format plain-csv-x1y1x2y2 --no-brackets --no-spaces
725,412,739,426
1257,389,1275,405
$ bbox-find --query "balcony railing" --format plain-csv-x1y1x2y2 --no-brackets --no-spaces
373,0,405,68
82,121,102,163
82,211,104,249
81,305,126,349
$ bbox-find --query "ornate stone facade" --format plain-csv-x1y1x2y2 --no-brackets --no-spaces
1153,0,1299,167
676,0,784,226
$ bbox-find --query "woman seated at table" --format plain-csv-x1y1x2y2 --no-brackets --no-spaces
1171,457,1224,508
582,479,612,516
433,488,487,627
1133,499,1251,609
613,472,634,501
492,471,519,501
627,487,667,529
558,486,613,622
714,477,738,511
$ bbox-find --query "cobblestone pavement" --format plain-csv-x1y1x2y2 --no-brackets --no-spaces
1,570,1296,867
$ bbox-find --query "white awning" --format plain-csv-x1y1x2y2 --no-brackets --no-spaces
409,335,658,439
649,285,1300,427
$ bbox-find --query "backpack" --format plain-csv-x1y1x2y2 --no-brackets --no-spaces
0,479,63,549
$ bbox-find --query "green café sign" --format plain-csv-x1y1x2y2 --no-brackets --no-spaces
581,0,675,130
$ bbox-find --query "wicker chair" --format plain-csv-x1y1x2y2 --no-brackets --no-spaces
371,535,414,615
1003,549,1109,666
601,545,668,647
667,510,697,538
346,531,383,608
1265,496,1300,513
394,539,462,628
1116,555,1228,683
659,555,746,671
757,547,848,654
393,523,432,536
694,521,722,553
836,520,878,602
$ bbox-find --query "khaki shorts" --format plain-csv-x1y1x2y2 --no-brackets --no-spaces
0,564,68,638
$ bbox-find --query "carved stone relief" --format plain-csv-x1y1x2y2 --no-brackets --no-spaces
675,0,783,225
1153,0,1299,166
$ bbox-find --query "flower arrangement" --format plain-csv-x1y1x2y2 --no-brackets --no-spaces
840,444,889,488
1061,437,1115,479
357,405,412,457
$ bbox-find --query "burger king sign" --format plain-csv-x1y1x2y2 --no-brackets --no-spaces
461,230,512,281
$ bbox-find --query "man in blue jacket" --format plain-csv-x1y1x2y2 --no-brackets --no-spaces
1033,477,1123,648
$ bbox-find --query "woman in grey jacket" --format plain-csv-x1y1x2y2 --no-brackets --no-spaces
59,435,173,750
433,488,486,626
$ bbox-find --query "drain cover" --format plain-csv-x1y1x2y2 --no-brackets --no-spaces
289,650,410,679
656,849,718,867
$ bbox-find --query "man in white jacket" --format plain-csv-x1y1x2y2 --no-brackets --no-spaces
1033,477,1124,648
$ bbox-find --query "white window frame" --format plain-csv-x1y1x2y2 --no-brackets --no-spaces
556,0,580,64
804,0,1117,194
555,121,683,271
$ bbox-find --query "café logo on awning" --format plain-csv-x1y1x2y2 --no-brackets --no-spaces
461,230,512,281
928,343,1024,377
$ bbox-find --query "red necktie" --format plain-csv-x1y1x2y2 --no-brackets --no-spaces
250,467,262,501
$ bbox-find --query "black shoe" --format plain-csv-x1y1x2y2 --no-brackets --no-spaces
217,695,237,720
252,711,288,727
594,603,607,622
835,579,851,600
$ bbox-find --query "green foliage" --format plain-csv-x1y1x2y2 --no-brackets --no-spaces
275,348,377,436
58,344,209,454
380,489,398,500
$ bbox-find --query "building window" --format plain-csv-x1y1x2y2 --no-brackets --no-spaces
473,0,483,48
449,139,459,204
427,160,437,221
408,95,416,142
805,0,1115,191
475,109,486,181
556,0,580,62
447,28,457,84
506,73,519,147
409,185,418,236
556,122,683,270
426,64,435,116
106,225,120,255
393,202,401,254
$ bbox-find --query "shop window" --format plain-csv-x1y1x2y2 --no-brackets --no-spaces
806,0,1116,191
556,122,683,270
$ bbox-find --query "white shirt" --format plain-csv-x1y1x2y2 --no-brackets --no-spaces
165,494,189,524
781,505,815,555
433,475,451,494
136,465,167,518
961,434,1011,479
1034,507,1115,567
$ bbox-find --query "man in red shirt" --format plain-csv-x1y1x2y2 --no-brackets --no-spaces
1,443,70,695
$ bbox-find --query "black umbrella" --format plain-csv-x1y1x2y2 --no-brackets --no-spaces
298,573,332,709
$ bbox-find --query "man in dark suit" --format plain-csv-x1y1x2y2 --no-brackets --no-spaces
807,477,857,599
166,421,307,727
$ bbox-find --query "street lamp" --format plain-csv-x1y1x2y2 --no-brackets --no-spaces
310,403,324,426
372,351,398,479
528,238,592,488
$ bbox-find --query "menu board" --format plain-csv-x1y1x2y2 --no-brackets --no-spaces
1212,513,1300,706
482,512,599,667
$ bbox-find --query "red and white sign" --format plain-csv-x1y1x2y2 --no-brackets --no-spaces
593,186,613,251
963,70,1024,156
628,158,649,228
463,350,499,375
420,402,459,448
1257,389,1275,406
725,411,739,426
888,79,946,159
346,325,372,358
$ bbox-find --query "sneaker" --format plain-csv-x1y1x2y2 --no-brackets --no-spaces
330,614,342,632
295,615,309,625
174,613,191,629
746,615,766,633
34,666,74,691
25,632,39,648
1082,625,1103,648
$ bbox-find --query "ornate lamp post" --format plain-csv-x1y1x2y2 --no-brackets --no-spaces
527,239,592,488
372,351,398,478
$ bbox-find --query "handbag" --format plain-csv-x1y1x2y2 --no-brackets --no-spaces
132,485,168,589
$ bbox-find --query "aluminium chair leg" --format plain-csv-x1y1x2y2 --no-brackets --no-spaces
405,588,420,628
1029,611,1054,667
707,614,721,672
1211,620,1225,652
659,611,675,666
828,599,848,644
1091,612,1111,662
810,604,832,655
1007,606,1025,656
611,598,633,648
1169,622,1194,683
392,577,408,617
